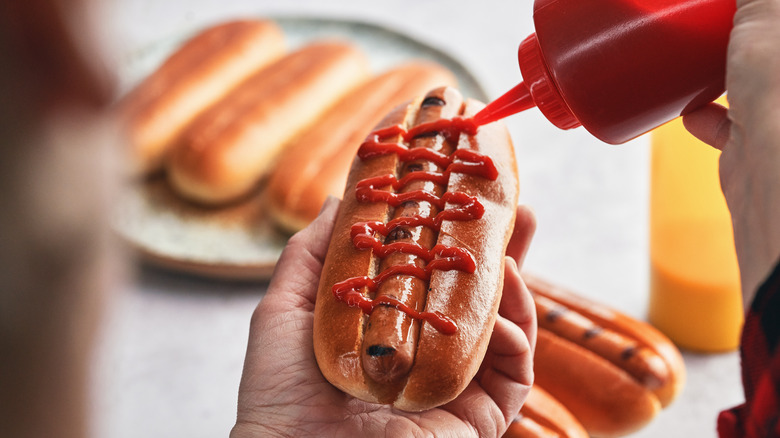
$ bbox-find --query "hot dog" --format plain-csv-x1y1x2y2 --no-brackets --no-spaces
118,20,285,175
265,62,458,234
504,386,588,438
525,274,686,437
313,86,519,411
167,40,370,205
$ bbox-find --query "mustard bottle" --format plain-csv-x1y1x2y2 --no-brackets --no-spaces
648,108,743,352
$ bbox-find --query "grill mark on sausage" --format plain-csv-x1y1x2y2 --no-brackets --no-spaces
583,327,604,339
405,163,425,172
621,346,638,361
412,130,440,139
421,96,446,107
385,226,412,242
367,345,396,357
545,306,567,322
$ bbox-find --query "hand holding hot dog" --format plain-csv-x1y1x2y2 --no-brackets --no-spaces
231,198,537,438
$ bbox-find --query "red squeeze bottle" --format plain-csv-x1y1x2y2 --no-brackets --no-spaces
473,0,736,144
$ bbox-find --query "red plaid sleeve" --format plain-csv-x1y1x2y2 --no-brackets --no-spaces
719,260,780,438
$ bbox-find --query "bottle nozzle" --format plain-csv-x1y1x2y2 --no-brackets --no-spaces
473,82,536,126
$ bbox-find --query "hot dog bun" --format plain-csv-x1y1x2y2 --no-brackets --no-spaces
118,20,285,175
265,62,458,234
504,386,588,438
525,274,686,437
313,87,519,411
167,40,370,205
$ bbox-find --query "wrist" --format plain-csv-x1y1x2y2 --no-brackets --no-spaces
231,404,312,438
230,421,293,438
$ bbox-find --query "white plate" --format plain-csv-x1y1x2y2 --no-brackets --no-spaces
114,16,489,281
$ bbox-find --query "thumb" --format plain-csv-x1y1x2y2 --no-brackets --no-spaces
682,102,731,150
265,196,340,305
728,0,780,133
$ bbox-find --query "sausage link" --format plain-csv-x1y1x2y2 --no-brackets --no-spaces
361,90,463,384
504,417,561,438
534,294,670,389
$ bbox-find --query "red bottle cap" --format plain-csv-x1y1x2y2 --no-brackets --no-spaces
517,34,581,130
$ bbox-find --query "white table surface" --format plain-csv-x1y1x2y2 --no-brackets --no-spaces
93,1,744,437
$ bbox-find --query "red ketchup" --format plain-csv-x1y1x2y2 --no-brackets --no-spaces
332,119,498,335
473,0,736,144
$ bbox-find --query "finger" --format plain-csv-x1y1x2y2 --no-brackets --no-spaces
438,384,507,438
735,0,779,15
459,259,535,427
480,315,535,424
442,258,536,434
682,102,731,150
241,197,340,382
500,257,537,353
506,204,537,267
442,310,534,436
265,196,340,304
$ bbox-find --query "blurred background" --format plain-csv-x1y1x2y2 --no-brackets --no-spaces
94,1,743,437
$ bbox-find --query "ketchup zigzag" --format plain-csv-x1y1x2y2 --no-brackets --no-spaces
332,118,497,335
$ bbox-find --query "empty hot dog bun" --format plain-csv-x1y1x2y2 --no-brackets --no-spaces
525,274,686,437
313,86,519,411
118,20,285,175
504,386,588,438
167,41,370,205
265,62,458,234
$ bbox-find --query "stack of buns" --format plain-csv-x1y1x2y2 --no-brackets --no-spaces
118,18,457,233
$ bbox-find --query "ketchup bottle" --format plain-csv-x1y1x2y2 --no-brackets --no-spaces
474,0,736,144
